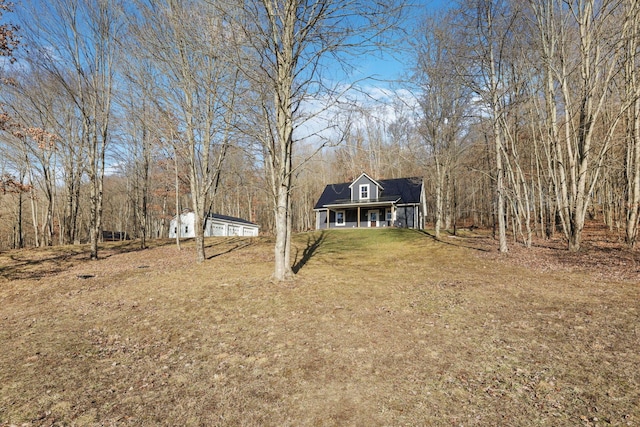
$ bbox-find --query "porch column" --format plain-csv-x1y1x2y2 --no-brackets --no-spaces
357,206,361,228
326,209,329,229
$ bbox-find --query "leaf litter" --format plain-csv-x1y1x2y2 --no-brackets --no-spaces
0,228,638,426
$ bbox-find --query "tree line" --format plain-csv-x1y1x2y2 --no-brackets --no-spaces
414,0,640,252
1,0,639,280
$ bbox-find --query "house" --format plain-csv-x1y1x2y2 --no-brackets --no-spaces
169,211,259,238
313,173,425,229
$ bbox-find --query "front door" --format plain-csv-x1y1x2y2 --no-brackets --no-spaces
368,210,379,227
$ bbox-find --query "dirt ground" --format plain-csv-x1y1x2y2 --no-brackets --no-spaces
0,227,638,426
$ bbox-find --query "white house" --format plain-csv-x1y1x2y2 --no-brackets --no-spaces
169,211,259,238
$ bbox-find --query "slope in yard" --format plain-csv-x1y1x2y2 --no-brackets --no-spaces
0,229,639,426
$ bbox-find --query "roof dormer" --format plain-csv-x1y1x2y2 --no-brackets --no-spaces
348,172,384,202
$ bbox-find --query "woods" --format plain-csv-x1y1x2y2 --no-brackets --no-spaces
412,0,640,251
1,0,639,276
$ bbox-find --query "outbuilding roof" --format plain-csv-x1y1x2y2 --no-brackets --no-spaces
207,213,258,226
314,177,423,209
174,211,258,227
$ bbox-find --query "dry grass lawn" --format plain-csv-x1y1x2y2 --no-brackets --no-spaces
0,228,639,426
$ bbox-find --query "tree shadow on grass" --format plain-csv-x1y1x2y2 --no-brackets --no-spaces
411,229,491,252
206,237,256,259
292,231,326,274
0,239,179,281
1,250,86,281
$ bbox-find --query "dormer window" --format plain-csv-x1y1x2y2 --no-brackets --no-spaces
360,184,369,200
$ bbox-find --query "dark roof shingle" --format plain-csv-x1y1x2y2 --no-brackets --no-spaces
207,213,258,226
314,177,422,209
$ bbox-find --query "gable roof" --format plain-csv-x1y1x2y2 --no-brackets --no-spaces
348,172,384,190
208,213,258,227
314,176,423,209
173,211,258,227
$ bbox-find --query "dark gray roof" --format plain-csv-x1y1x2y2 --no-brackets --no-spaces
314,177,423,209
206,213,258,226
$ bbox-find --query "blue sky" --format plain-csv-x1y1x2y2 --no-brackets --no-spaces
4,0,450,90
352,0,452,87
1,0,451,148
296,0,454,148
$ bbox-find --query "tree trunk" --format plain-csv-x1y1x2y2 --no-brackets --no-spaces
434,161,443,239
624,1,640,247
625,98,640,247
274,182,292,280
17,184,24,249
89,135,101,260
173,144,181,251
490,65,508,253
140,120,150,249
194,209,205,263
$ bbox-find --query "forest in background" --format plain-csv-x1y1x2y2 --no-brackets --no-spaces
1,0,639,261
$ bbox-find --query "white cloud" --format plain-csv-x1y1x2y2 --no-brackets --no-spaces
293,83,419,149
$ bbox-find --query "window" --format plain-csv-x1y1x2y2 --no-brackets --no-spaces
360,184,369,200
174,227,177,234
185,226,188,233
336,210,345,226
386,209,392,223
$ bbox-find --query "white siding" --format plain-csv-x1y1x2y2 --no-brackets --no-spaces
169,213,259,238
169,212,196,238
228,225,240,236
242,226,259,237
211,222,226,236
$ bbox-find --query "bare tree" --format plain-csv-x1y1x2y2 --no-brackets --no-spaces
232,0,406,280
19,0,123,259
529,0,632,251
0,0,19,65
0,1,26,248
621,0,640,247
449,0,520,252
127,0,242,262
414,11,472,240
1,68,69,247
117,64,158,249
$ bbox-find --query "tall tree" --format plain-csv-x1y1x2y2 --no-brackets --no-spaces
128,0,241,262
118,59,159,249
529,0,632,251
233,0,406,280
19,0,122,259
0,0,23,241
415,11,472,240
621,0,640,247
450,0,519,253
3,69,68,247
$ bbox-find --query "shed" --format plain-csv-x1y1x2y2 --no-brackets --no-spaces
169,211,259,238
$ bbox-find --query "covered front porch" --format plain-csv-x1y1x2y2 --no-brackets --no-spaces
316,202,396,229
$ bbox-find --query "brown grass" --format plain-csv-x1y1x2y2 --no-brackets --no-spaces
0,228,638,426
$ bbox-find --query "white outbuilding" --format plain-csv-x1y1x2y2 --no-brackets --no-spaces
169,211,259,238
